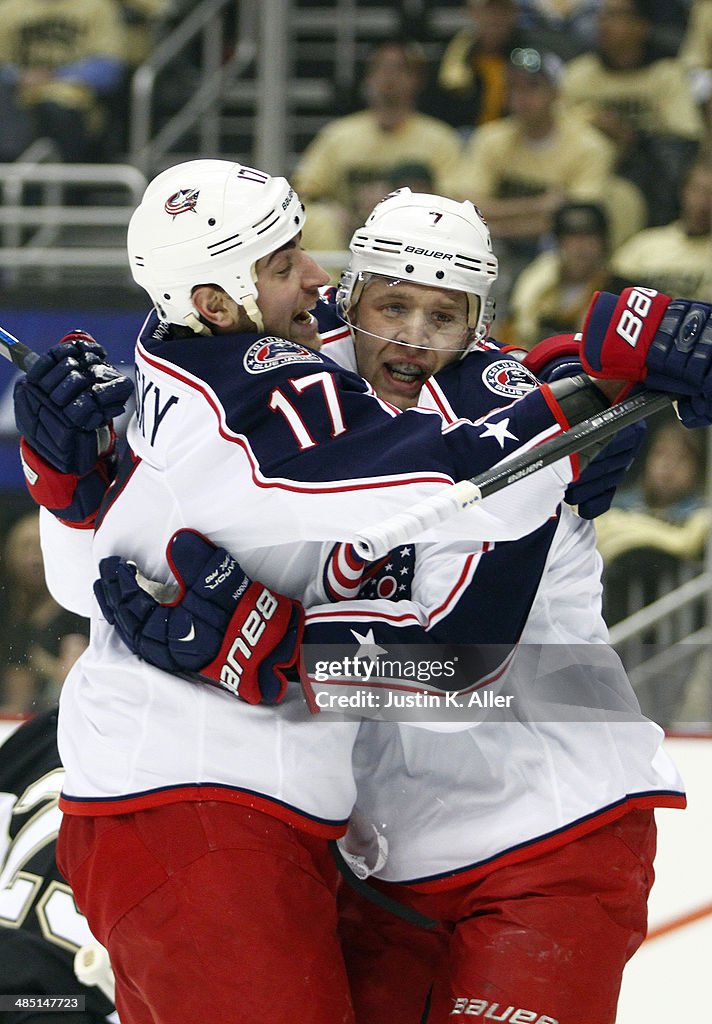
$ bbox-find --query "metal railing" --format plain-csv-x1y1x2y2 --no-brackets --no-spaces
126,0,445,177
608,571,712,649
0,162,147,283
129,0,258,175
604,432,712,727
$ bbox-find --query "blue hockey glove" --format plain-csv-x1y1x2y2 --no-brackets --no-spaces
94,530,304,705
580,288,712,397
564,419,647,518
675,392,712,428
14,330,134,475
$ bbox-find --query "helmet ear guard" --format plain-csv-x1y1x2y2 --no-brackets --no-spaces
337,188,498,342
127,160,306,333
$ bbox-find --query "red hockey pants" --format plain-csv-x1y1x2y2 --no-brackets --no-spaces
338,809,657,1024
58,801,355,1024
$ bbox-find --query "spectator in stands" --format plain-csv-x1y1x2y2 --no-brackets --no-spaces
103,0,171,158
516,0,602,60
118,0,170,68
502,200,612,348
599,417,708,552
425,0,526,131
680,0,712,147
0,0,128,163
596,413,709,726
446,46,617,303
0,511,88,714
608,157,712,298
292,39,462,254
641,0,694,58
559,0,704,226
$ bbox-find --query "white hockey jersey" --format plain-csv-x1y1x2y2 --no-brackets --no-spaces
53,311,575,834
313,330,684,884
340,508,685,887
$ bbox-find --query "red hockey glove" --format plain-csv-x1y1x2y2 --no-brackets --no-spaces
521,332,582,383
94,530,304,705
19,436,118,528
580,288,712,397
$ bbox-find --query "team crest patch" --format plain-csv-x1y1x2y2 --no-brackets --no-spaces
244,337,323,374
482,359,538,399
165,188,200,217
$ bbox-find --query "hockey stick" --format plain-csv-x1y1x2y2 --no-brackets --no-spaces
0,324,40,372
354,389,672,561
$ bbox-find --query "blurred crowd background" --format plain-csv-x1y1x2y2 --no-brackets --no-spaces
0,0,711,729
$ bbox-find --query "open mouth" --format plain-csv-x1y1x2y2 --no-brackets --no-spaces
293,309,315,326
384,361,428,386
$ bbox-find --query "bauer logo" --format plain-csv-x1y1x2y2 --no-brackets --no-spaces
404,246,453,261
244,337,322,374
164,188,200,217
482,359,538,399
450,997,559,1022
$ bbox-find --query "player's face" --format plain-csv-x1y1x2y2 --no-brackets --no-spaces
351,277,471,409
254,238,330,347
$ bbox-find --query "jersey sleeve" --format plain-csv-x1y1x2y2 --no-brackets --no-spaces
300,540,490,730
126,333,574,560
300,506,560,726
39,508,96,617
41,331,574,617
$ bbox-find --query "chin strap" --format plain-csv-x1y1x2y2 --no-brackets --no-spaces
241,292,265,332
184,312,214,337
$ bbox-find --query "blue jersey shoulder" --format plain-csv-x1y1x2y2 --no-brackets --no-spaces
433,346,540,421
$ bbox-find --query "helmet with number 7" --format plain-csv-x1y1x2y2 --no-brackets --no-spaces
337,188,498,342
127,159,306,333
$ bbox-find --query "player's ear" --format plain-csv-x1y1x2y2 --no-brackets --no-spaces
192,285,256,332
191,285,234,329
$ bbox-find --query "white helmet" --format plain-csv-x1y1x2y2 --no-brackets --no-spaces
337,188,498,340
127,159,306,333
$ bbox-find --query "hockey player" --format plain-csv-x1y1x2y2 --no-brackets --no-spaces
89,194,712,1024
0,709,116,1024
15,159,630,1024
295,198,703,1023
16,172,712,1019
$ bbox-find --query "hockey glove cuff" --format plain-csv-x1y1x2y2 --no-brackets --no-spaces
20,436,118,528
521,333,583,383
94,529,304,706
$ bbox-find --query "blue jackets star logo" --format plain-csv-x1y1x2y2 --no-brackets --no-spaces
350,628,388,662
480,417,518,448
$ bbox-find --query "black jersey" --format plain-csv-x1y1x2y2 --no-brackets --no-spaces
0,709,115,1023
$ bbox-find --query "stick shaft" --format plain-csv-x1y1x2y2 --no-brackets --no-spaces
473,389,670,500
0,325,40,372
354,390,670,560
